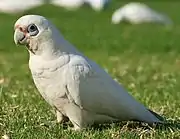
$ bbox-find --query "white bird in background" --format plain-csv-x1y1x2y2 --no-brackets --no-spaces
51,0,110,11
13,15,163,130
50,0,84,10
0,0,110,13
112,2,173,25
84,0,110,11
0,0,44,14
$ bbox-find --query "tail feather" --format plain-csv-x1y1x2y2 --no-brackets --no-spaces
148,109,164,122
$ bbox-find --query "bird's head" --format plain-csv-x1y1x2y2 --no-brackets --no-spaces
13,15,55,55
14,14,79,59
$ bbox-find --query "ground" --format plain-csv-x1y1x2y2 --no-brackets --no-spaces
0,1,180,139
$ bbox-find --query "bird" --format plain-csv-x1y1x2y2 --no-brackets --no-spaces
111,2,172,25
0,0,44,14
14,15,163,130
84,0,110,11
50,0,84,10
50,0,110,11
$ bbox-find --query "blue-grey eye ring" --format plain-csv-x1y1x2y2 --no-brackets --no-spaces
27,24,39,36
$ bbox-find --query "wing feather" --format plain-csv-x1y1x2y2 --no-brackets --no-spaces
65,55,159,122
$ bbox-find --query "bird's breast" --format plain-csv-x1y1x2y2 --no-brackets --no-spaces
30,64,68,107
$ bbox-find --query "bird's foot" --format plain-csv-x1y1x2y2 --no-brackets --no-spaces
40,120,57,127
56,110,69,123
69,125,83,131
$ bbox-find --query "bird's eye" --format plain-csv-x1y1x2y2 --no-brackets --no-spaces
27,24,39,36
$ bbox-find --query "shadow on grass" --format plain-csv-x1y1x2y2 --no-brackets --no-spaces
159,119,180,130
39,118,180,132
90,119,180,131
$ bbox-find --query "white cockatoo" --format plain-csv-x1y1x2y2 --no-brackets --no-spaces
112,2,172,25
0,0,44,14
50,0,84,10
84,0,110,11
51,0,110,11
13,15,163,130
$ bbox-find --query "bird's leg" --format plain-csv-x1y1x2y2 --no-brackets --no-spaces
64,103,91,131
56,110,69,123
56,110,64,123
41,109,68,127
70,122,82,131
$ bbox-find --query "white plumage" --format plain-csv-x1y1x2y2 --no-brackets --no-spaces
50,0,110,11
0,0,109,13
50,0,84,10
112,2,172,25
0,0,44,14
84,0,110,11
13,15,163,130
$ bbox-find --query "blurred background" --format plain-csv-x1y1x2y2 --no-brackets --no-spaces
0,0,180,138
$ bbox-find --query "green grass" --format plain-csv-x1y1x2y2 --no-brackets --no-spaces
0,1,180,138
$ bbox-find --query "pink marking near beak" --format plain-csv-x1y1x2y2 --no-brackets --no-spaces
15,24,28,36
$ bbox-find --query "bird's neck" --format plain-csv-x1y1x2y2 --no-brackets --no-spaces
29,35,80,61
29,25,82,61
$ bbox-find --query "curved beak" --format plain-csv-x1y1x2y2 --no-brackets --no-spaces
14,29,28,46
